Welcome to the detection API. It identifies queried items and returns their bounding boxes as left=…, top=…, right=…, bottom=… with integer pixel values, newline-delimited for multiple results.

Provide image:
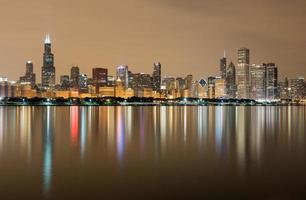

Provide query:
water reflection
left=43, top=106, right=54, bottom=199
left=0, top=106, right=305, bottom=198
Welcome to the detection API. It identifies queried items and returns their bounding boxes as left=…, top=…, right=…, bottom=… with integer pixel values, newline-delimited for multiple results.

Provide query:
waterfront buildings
left=1, top=35, right=305, bottom=101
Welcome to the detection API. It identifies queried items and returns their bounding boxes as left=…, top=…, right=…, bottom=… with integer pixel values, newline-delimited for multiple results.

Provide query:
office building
left=20, top=61, right=36, bottom=88
left=237, top=47, right=250, bottom=99
left=265, top=63, right=278, bottom=100
left=220, top=51, right=227, bottom=79
left=41, top=34, right=55, bottom=88
left=226, top=62, right=236, bottom=98
left=152, top=62, right=161, bottom=92
left=60, top=75, right=70, bottom=90
left=70, top=66, right=80, bottom=88
left=289, top=77, right=305, bottom=100
left=92, top=67, right=108, bottom=93
left=116, top=65, right=129, bottom=88
left=250, top=64, right=266, bottom=100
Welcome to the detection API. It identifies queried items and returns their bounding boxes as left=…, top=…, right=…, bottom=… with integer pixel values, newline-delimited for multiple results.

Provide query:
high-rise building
left=41, top=34, right=55, bottom=88
left=60, top=75, right=70, bottom=90
left=20, top=61, right=36, bottom=88
left=116, top=65, right=129, bottom=88
left=78, top=74, right=88, bottom=93
left=279, top=78, right=289, bottom=99
left=250, top=64, right=266, bottom=100
left=226, top=62, right=236, bottom=98
left=237, top=47, right=250, bottom=99
left=265, top=63, right=278, bottom=100
left=70, top=66, right=80, bottom=88
left=207, top=76, right=216, bottom=99
left=215, top=77, right=226, bottom=98
left=152, top=62, right=161, bottom=92
left=220, top=51, right=227, bottom=79
left=289, top=77, right=305, bottom=100
left=130, top=73, right=152, bottom=90
left=92, top=68, right=108, bottom=93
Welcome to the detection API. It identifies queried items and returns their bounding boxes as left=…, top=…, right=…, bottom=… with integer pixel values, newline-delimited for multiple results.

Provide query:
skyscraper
left=265, top=63, right=278, bottom=100
left=41, top=34, right=55, bottom=88
left=60, top=75, right=70, bottom=90
left=152, top=62, right=161, bottom=92
left=236, top=47, right=250, bottom=99
left=250, top=64, right=266, bottom=100
left=289, top=77, right=305, bottom=100
left=70, top=66, right=80, bottom=89
left=92, top=68, right=108, bottom=93
left=219, top=51, right=227, bottom=79
left=78, top=74, right=88, bottom=93
left=279, top=78, right=289, bottom=99
left=226, top=62, right=236, bottom=98
left=20, top=61, right=36, bottom=88
left=116, top=65, right=129, bottom=89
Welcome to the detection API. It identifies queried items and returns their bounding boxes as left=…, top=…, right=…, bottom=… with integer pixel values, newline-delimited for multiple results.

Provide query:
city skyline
left=0, top=0, right=306, bottom=81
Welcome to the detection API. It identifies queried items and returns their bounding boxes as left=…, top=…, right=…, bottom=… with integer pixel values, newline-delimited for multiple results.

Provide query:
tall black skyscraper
left=219, top=51, right=227, bottom=79
left=153, top=62, right=161, bottom=92
left=70, top=66, right=80, bottom=89
left=226, top=62, right=236, bottom=98
left=265, top=63, right=278, bottom=100
left=41, top=34, right=55, bottom=88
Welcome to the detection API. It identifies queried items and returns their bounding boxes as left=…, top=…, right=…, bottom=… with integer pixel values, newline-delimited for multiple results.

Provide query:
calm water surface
left=0, top=106, right=305, bottom=199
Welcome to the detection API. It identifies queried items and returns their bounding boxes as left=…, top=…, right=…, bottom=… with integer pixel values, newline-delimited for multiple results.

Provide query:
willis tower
left=41, top=34, right=55, bottom=88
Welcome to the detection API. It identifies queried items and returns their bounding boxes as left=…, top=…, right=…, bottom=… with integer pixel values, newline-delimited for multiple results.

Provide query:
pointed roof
left=45, top=33, right=51, bottom=44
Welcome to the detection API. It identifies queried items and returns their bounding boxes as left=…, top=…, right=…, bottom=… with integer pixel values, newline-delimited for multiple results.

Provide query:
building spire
left=45, top=33, right=51, bottom=44
left=223, top=50, right=226, bottom=58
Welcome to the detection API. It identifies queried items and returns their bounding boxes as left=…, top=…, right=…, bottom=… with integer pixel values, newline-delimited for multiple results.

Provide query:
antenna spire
left=45, top=33, right=51, bottom=44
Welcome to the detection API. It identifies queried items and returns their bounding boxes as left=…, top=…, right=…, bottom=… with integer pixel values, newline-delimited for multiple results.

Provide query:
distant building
left=78, top=74, right=88, bottom=93
left=115, top=78, right=125, bottom=98
left=92, top=67, right=108, bottom=93
left=226, top=62, right=236, bottom=98
left=265, top=63, right=278, bottom=100
left=41, top=34, right=55, bottom=88
left=207, top=76, right=216, bottom=99
left=70, top=66, right=80, bottom=89
left=250, top=64, right=266, bottom=100
left=220, top=51, right=227, bottom=79
left=0, top=77, right=13, bottom=97
left=60, top=75, right=70, bottom=90
left=20, top=61, right=36, bottom=88
left=152, top=62, right=161, bottom=92
left=237, top=47, right=250, bottom=99
left=214, top=77, right=226, bottom=98
left=279, top=78, right=289, bottom=99
left=116, top=65, right=129, bottom=89
left=289, top=77, right=305, bottom=100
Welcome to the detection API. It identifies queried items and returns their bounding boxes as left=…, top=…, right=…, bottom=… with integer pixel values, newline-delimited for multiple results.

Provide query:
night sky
left=0, top=0, right=305, bottom=82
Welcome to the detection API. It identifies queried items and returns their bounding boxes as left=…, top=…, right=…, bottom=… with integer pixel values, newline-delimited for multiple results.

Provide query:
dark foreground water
left=0, top=106, right=305, bottom=199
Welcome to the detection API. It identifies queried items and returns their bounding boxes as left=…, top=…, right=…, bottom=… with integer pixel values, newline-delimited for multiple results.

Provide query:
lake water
left=0, top=106, right=305, bottom=199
